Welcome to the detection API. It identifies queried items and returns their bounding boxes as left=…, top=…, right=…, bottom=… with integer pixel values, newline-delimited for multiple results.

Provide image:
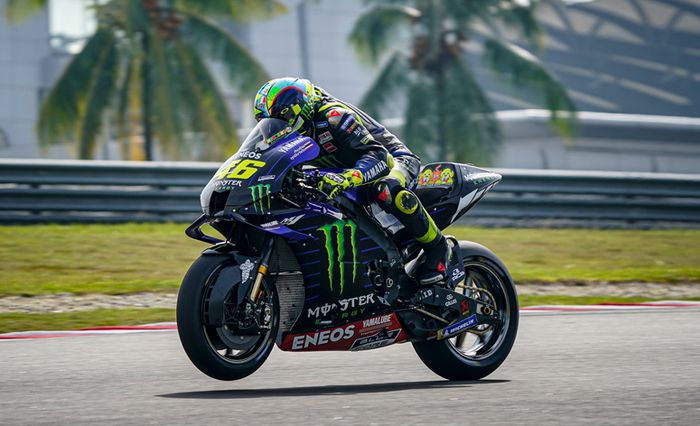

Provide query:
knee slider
left=394, top=189, right=419, bottom=215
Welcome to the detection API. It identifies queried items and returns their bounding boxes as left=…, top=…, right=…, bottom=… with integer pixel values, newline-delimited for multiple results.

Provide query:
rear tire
left=177, top=255, right=278, bottom=381
left=412, top=249, right=518, bottom=381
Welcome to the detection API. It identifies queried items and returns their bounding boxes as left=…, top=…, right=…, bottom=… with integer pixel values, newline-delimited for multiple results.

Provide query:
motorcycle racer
left=253, top=77, right=450, bottom=285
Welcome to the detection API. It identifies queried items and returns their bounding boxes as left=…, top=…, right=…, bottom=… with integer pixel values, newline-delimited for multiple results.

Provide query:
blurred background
left=1, top=0, right=699, bottom=171
left=0, top=0, right=699, bottom=333
left=2, top=4, right=699, bottom=423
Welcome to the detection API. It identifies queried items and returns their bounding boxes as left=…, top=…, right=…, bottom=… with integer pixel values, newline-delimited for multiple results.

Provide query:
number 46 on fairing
left=214, top=159, right=266, bottom=180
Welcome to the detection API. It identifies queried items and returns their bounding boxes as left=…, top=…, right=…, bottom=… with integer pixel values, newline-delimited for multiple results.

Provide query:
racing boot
left=416, top=235, right=451, bottom=285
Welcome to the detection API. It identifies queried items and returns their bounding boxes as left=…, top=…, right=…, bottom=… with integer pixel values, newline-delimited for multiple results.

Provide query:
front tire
left=177, top=254, right=278, bottom=381
left=412, top=247, right=518, bottom=380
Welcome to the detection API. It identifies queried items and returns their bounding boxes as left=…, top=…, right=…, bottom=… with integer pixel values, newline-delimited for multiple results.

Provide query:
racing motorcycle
left=177, top=118, right=518, bottom=381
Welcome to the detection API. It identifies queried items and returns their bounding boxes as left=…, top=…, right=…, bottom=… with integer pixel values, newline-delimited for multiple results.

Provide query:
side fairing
left=201, top=134, right=319, bottom=216
left=280, top=209, right=389, bottom=332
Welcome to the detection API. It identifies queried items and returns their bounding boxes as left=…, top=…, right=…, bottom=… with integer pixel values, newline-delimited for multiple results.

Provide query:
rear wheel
left=177, top=255, right=278, bottom=381
left=412, top=251, right=518, bottom=380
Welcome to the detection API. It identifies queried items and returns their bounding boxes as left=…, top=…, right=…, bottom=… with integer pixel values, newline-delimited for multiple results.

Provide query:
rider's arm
left=324, top=107, right=391, bottom=184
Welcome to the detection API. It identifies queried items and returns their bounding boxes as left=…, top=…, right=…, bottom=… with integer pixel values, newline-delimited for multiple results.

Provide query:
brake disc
left=216, top=327, right=259, bottom=351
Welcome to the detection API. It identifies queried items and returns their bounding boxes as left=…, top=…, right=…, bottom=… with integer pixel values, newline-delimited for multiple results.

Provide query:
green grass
left=448, top=227, right=700, bottom=284
left=0, top=224, right=699, bottom=297
left=0, top=308, right=175, bottom=334
left=0, top=223, right=202, bottom=296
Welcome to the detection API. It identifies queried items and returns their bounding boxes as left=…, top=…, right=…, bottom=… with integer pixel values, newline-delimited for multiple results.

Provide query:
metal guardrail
left=1, top=159, right=699, bottom=227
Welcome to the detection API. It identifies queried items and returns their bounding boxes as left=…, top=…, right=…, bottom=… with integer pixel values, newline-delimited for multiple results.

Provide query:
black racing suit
left=308, top=87, right=444, bottom=255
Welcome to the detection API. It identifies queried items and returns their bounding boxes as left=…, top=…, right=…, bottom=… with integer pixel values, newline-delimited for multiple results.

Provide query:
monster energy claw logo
left=318, top=220, right=357, bottom=294
left=250, top=184, right=271, bottom=213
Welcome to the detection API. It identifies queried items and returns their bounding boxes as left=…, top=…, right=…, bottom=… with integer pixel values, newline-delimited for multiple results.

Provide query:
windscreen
left=200, top=118, right=320, bottom=215
left=238, top=118, right=296, bottom=153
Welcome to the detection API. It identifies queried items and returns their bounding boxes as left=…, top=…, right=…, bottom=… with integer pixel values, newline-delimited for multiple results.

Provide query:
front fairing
left=201, top=119, right=320, bottom=216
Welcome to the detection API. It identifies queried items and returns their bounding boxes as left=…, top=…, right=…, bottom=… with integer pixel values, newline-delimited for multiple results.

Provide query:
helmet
left=254, top=77, right=315, bottom=136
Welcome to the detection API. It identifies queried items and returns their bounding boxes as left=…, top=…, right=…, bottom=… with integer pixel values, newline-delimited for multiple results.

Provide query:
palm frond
left=492, top=2, right=544, bottom=50
left=359, top=52, right=410, bottom=118
left=348, top=4, right=418, bottom=65
left=443, top=57, right=501, bottom=164
left=77, top=35, right=119, bottom=159
left=442, top=0, right=511, bottom=30
left=173, top=40, right=238, bottom=159
left=180, top=12, right=268, bottom=94
left=363, top=0, right=409, bottom=4
left=121, top=0, right=150, bottom=36
left=115, top=56, right=135, bottom=158
left=174, top=0, right=286, bottom=21
left=4, top=0, right=46, bottom=23
left=441, top=0, right=542, bottom=49
left=38, top=29, right=116, bottom=146
left=403, top=76, right=438, bottom=161
left=148, top=32, right=185, bottom=159
left=483, top=38, right=576, bottom=137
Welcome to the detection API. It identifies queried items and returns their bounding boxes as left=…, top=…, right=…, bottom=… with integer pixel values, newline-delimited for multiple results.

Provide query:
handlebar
left=292, top=168, right=348, bottom=202
left=291, top=168, right=327, bottom=200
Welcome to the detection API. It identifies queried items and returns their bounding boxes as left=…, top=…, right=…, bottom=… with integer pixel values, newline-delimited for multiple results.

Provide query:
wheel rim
left=447, top=261, right=511, bottom=362
left=201, top=267, right=276, bottom=365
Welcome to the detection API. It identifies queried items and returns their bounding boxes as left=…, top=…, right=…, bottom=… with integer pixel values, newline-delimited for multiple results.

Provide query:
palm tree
left=5, top=0, right=285, bottom=160
left=349, top=0, right=576, bottom=164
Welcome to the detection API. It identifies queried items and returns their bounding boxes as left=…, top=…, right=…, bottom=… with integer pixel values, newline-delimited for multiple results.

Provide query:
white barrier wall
left=0, top=0, right=53, bottom=159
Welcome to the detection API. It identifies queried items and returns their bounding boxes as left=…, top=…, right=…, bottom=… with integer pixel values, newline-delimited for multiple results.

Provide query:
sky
left=49, top=0, right=96, bottom=53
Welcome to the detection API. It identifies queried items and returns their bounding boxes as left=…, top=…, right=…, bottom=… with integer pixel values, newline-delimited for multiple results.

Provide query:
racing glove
left=317, top=169, right=363, bottom=199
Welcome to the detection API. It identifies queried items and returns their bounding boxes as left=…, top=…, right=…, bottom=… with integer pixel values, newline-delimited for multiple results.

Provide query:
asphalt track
left=1, top=308, right=699, bottom=425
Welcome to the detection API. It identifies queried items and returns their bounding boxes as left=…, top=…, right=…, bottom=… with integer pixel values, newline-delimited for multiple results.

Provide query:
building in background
left=1, top=0, right=699, bottom=172
left=0, top=0, right=96, bottom=159
left=0, top=0, right=54, bottom=159
left=482, top=0, right=700, bottom=172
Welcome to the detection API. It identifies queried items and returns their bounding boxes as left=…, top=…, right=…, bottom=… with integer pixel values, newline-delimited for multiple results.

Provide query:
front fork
left=230, top=235, right=275, bottom=334
left=247, top=236, right=275, bottom=303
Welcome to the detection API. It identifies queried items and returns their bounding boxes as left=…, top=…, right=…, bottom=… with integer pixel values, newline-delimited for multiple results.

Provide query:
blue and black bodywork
left=187, top=118, right=503, bottom=344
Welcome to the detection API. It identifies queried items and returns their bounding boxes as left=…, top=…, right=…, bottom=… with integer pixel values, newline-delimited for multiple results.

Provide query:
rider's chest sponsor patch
left=318, top=131, right=333, bottom=143
left=321, top=142, right=337, bottom=153
left=318, top=131, right=338, bottom=153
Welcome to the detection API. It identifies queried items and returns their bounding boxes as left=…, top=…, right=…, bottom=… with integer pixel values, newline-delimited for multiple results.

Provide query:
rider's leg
left=372, top=168, right=450, bottom=285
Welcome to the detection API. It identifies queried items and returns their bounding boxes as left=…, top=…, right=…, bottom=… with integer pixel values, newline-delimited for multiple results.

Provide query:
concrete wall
left=0, top=0, right=55, bottom=158
left=494, top=113, right=700, bottom=173
left=237, top=0, right=379, bottom=126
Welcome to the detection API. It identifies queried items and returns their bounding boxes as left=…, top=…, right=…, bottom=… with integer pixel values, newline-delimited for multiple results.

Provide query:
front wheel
left=412, top=246, right=518, bottom=380
left=177, top=255, right=278, bottom=381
